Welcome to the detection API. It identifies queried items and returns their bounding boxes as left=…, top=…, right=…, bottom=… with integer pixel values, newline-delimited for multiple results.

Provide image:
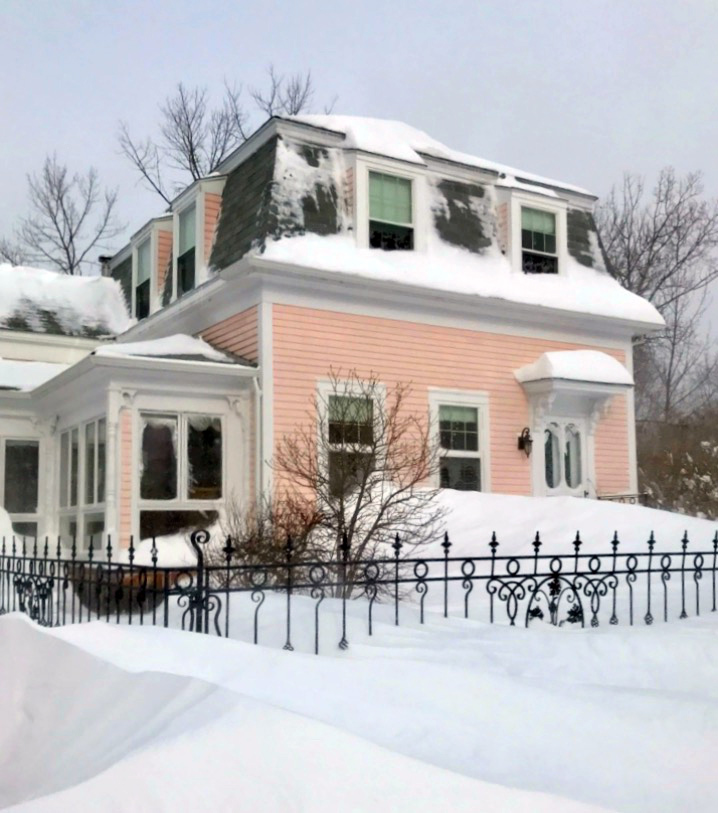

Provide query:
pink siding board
left=272, top=304, right=631, bottom=496
left=156, top=230, right=172, bottom=301
left=204, top=193, right=222, bottom=263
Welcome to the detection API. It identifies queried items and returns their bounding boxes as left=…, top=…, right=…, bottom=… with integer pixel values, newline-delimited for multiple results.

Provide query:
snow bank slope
left=0, top=617, right=606, bottom=813
left=436, top=490, right=718, bottom=557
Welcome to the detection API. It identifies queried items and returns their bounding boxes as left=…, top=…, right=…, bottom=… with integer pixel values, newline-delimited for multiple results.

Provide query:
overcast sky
left=2, top=0, right=717, bottom=321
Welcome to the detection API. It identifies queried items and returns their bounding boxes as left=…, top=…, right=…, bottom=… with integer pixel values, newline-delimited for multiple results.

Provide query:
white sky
left=1, top=0, right=717, bottom=324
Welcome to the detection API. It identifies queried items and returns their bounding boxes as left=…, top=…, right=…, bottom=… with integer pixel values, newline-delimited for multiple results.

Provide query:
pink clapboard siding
left=156, top=230, right=172, bottom=300
left=201, top=307, right=259, bottom=362
left=204, top=193, right=222, bottom=263
left=271, top=304, right=631, bottom=496
left=119, top=410, right=133, bottom=547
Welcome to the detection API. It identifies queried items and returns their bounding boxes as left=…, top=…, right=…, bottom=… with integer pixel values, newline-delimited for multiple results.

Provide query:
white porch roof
left=514, top=350, right=633, bottom=388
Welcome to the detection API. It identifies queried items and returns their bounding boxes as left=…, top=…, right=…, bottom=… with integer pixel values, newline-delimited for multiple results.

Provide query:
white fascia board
left=0, top=329, right=107, bottom=352
left=245, top=255, right=664, bottom=341
left=520, top=379, right=633, bottom=398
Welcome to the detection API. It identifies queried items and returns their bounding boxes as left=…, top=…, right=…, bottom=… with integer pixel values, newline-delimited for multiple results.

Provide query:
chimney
left=98, top=255, right=113, bottom=277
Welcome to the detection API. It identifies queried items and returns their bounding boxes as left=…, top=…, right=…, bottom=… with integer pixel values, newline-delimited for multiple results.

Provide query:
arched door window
left=544, top=424, right=561, bottom=489
left=564, top=424, right=582, bottom=488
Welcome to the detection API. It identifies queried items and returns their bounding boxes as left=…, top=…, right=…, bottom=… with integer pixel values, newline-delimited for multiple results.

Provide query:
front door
left=542, top=418, right=587, bottom=496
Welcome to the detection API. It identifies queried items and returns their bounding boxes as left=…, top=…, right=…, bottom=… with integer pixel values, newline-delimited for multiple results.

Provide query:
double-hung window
left=177, top=205, right=196, bottom=296
left=135, top=238, right=151, bottom=320
left=521, top=207, right=558, bottom=274
left=369, top=171, right=413, bottom=251
left=326, top=395, right=375, bottom=498
left=2, top=439, right=40, bottom=538
left=438, top=405, right=482, bottom=491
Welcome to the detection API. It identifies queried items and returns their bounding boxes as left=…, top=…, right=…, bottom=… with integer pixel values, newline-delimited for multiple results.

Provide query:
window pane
left=369, top=172, right=412, bottom=225
left=369, top=221, right=413, bottom=251
left=137, top=238, right=151, bottom=284
left=4, top=440, right=39, bottom=513
left=178, top=205, right=196, bottom=254
left=440, top=457, right=481, bottom=491
left=59, top=432, right=69, bottom=508
left=97, top=419, right=106, bottom=504
left=439, top=405, right=478, bottom=452
left=521, top=207, right=555, bottom=235
left=141, top=415, right=178, bottom=500
left=84, top=513, right=105, bottom=549
left=328, top=396, right=374, bottom=445
left=85, top=422, right=96, bottom=505
left=544, top=426, right=561, bottom=489
left=70, top=429, right=79, bottom=507
left=135, top=279, right=150, bottom=320
left=565, top=426, right=582, bottom=488
left=187, top=416, right=222, bottom=500
left=177, top=248, right=195, bottom=296
left=11, top=521, right=37, bottom=539
left=328, top=450, right=373, bottom=498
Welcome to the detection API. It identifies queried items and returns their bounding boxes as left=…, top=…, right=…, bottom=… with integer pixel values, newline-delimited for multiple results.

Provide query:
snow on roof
left=514, top=350, right=634, bottom=386
left=258, top=234, right=664, bottom=328
left=94, top=334, right=240, bottom=364
left=0, top=264, right=131, bottom=338
left=0, top=358, right=69, bottom=391
left=287, top=114, right=592, bottom=196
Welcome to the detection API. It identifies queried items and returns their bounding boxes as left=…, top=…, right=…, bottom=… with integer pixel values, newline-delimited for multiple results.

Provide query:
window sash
left=178, top=205, right=196, bottom=255
left=327, top=396, right=374, bottom=447
left=4, top=440, right=39, bottom=514
left=136, top=238, right=152, bottom=284
left=139, top=412, right=223, bottom=504
left=369, top=172, right=412, bottom=226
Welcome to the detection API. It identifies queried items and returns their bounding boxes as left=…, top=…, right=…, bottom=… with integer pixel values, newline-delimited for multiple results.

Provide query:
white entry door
left=542, top=418, right=587, bottom=496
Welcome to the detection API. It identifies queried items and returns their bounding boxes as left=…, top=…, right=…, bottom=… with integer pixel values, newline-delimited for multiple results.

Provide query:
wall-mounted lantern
left=518, top=427, right=533, bottom=457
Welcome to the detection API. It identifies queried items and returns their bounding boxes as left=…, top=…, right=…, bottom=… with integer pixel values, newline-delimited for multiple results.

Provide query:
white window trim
left=508, top=191, right=568, bottom=276
left=136, top=410, right=225, bottom=511
left=428, top=388, right=491, bottom=492
left=354, top=156, right=428, bottom=252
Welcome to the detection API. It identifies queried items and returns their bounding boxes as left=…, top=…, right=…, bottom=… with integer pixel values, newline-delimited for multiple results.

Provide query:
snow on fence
left=1, top=529, right=717, bottom=654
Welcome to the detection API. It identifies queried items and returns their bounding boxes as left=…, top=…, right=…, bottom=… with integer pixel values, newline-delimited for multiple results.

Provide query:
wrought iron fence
left=1, top=529, right=717, bottom=654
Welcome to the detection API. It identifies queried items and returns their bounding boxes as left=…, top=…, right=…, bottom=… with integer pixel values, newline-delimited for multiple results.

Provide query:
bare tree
left=0, top=238, right=28, bottom=266
left=119, top=67, right=324, bottom=204
left=7, top=155, right=123, bottom=275
left=273, top=370, right=445, bottom=589
left=596, top=168, right=718, bottom=311
left=596, top=168, right=718, bottom=422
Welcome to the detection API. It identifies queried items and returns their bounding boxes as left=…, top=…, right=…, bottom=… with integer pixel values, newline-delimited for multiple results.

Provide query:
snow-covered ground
left=2, top=493, right=717, bottom=812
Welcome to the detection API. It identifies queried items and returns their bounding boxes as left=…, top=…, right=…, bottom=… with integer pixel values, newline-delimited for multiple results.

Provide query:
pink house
left=0, top=116, right=663, bottom=547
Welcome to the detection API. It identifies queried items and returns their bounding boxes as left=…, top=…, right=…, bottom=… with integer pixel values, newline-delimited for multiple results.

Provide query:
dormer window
left=369, top=172, right=413, bottom=251
left=135, top=238, right=151, bottom=320
left=521, top=207, right=558, bottom=274
left=177, top=204, right=196, bottom=296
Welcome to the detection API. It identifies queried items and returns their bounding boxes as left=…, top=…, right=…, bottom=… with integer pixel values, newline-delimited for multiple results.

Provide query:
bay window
left=58, top=419, right=106, bottom=546
left=177, top=204, right=196, bottom=296
left=369, top=171, right=413, bottom=251
left=135, top=238, right=151, bottom=319
left=139, top=411, right=223, bottom=539
left=521, top=207, right=558, bottom=274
